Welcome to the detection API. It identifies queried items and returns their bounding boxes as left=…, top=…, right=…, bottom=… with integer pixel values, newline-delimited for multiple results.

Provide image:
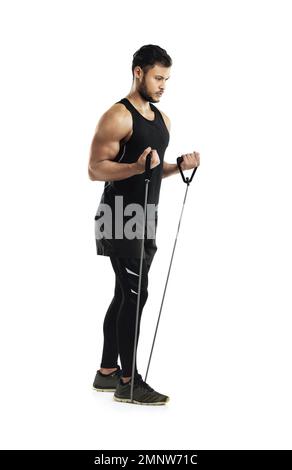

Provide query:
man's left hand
left=180, top=151, right=200, bottom=171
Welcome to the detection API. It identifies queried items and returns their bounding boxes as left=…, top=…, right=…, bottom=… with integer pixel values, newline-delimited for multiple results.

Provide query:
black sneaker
left=92, top=365, right=123, bottom=392
left=114, top=373, right=170, bottom=406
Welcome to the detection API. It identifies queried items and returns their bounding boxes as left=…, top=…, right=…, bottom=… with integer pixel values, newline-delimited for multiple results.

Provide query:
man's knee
left=140, top=284, right=149, bottom=304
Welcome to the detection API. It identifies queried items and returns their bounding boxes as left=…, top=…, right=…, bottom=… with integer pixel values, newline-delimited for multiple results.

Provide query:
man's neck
left=125, top=92, right=151, bottom=113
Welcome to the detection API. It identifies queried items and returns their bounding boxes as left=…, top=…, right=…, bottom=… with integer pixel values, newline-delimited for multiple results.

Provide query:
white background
left=1, top=0, right=291, bottom=450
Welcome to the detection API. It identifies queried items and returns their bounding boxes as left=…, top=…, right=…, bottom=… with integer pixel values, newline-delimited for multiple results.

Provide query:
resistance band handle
left=145, top=151, right=153, bottom=181
left=177, top=156, right=198, bottom=185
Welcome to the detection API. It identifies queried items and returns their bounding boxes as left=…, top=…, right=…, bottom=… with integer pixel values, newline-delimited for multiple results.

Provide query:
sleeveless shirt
left=94, top=97, right=170, bottom=258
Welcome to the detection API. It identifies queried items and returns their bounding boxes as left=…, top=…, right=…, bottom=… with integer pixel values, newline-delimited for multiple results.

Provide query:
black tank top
left=95, top=97, right=170, bottom=258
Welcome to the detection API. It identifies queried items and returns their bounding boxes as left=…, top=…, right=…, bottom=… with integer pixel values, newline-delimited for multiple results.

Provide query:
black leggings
left=100, top=246, right=156, bottom=377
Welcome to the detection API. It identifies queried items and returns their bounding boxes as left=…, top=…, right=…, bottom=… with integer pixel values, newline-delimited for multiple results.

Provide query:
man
left=88, top=44, right=200, bottom=405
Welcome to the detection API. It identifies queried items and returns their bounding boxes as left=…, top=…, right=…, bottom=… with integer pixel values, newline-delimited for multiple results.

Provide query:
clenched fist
left=180, top=151, right=200, bottom=171
left=135, top=146, right=160, bottom=174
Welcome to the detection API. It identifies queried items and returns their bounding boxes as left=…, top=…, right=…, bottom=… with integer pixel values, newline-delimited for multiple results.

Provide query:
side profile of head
left=131, top=44, right=172, bottom=103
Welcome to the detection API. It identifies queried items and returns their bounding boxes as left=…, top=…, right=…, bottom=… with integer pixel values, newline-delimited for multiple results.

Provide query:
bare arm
left=162, top=161, right=180, bottom=178
left=88, top=106, right=142, bottom=181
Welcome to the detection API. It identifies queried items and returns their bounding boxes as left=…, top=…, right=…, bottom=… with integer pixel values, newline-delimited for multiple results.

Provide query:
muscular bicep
left=88, top=108, right=131, bottom=176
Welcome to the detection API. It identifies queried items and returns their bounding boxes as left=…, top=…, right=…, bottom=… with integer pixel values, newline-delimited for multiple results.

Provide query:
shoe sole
left=92, top=386, right=116, bottom=392
left=113, top=395, right=169, bottom=406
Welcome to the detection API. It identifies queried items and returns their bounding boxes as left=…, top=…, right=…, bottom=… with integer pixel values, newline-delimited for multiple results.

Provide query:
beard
left=138, top=78, right=158, bottom=103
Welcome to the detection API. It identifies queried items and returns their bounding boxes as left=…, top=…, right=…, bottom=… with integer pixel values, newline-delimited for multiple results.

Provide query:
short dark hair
left=132, top=44, right=172, bottom=79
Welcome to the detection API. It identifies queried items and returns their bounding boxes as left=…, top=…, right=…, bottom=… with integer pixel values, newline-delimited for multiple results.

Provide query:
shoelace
left=134, top=373, right=154, bottom=392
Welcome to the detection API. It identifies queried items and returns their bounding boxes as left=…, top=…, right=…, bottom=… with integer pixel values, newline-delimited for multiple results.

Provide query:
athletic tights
left=100, top=246, right=156, bottom=377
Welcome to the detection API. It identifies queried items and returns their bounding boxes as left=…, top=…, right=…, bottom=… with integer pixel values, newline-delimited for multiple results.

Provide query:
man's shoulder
left=105, top=100, right=131, bottom=119
left=98, top=101, right=132, bottom=130
left=95, top=100, right=132, bottom=138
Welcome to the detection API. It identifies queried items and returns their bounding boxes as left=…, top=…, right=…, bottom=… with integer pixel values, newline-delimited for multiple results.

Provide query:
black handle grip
left=145, top=151, right=152, bottom=181
left=176, top=156, right=198, bottom=184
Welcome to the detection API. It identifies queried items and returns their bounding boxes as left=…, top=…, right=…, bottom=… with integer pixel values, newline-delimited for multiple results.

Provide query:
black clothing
left=96, top=97, right=169, bottom=378
left=100, top=247, right=156, bottom=377
left=94, top=97, right=170, bottom=258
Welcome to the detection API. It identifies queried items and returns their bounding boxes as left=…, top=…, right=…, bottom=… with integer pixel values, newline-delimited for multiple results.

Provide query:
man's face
left=136, top=64, right=171, bottom=103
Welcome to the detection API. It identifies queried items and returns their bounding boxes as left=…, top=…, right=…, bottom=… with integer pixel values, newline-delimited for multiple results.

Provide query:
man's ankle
left=121, top=376, right=131, bottom=384
left=100, top=367, right=118, bottom=375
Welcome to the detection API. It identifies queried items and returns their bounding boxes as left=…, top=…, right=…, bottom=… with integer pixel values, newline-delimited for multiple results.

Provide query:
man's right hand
left=135, top=147, right=160, bottom=174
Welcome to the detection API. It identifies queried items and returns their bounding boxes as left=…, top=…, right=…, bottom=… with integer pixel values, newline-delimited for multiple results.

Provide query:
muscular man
left=88, top=44, right=200, bottom=405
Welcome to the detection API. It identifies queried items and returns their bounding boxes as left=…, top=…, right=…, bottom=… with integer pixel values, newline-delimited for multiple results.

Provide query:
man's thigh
left=111, top=256, right=149, bottom=295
